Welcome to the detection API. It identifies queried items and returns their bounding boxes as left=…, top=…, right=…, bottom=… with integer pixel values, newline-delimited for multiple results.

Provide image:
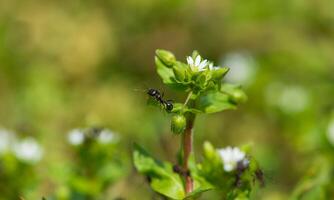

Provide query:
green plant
left=50, top=128, right=129, bottom=200
left=133, top=49, right=263, bottom=199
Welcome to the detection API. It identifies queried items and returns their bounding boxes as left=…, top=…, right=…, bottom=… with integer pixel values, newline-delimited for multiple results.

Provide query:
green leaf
left=171, top=103, right=184, bottom=113
left=155, top=56, right=176, bottom=85
left=197, top=91, right=236, bottom=113
left=133, top=144, right=185, bottom=199
left=171, top=103, right=203, bottom=114
left=183, top=152, right=214, bottom=199
left=196, top=73, right=208, bottom=89
left=227, top=190, right=251, bottom=200
left=185, top=108, right=203, bottom=114
left=150, top=178, right=184, bottom=200
left=185, top=174, right=214, bottom=199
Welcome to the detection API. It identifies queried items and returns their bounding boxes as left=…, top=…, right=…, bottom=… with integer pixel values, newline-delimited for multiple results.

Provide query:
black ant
left=147, top=88, right=173, bottom=112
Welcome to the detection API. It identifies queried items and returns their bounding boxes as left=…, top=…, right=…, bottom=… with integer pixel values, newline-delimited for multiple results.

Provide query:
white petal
left=232, top=148, right=245, bottom=161
left=199, top=60, right=208, bottom=69
left=218, top=146, right=246, bottom=172
left=224, top=163, right=234, bottom=172
left=195, top=55, right=201, bottom=66
left=187, top=56, right=194, bottom=66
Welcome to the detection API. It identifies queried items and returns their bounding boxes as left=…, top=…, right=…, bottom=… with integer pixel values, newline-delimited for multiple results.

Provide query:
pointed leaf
left=197, top=91, right=236, bottom=114
left=133, top=144, right=185, bottom=199
left=155, top=56, right=176, bottom=85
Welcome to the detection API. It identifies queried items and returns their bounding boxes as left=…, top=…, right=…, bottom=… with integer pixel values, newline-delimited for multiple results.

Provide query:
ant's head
left=165, top=100, right=173, bottom=112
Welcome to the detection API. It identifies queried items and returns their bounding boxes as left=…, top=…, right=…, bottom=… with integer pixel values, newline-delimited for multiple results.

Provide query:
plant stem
left=180, top=91, right=196, bottom=194
left=183, top=113, right=195, bottom=194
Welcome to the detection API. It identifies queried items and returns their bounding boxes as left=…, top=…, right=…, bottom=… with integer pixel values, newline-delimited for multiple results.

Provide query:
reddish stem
left=183, top=114, right=195, bottom=194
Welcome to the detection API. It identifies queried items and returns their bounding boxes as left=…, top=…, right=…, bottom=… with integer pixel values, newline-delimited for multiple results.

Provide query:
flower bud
left=211, top=67, right=229, bottom=80
left=203, top=141, right=216, bottom=159
left=171, top=114, right=186, bottom=134
left=221, top=84, right=247, bottom=104
left=155, top=49, right=176, bottom=67
left=230, top=90, right=247, bottom=104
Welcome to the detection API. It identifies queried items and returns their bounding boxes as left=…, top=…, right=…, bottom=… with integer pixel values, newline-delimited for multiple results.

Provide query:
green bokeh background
left=0, top=0, right=333, bottom=199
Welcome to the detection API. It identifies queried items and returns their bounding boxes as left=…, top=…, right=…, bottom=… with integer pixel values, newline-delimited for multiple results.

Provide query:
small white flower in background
left=222, top=52, right=257, bottom=85
left=187, top=55, right=208, bottom=71
left=218, top=146, right=246, bottom=172
left=278, top=86, right=309, bottom=114
left=13, top=137, right=43, bottom=163
left=0, top=128, right=16, bottom=155
left=97, top=129, right=118, bottom=144
left=67, top=129, right=85, bottom=146
left=265, top=83, right=309, bottom=114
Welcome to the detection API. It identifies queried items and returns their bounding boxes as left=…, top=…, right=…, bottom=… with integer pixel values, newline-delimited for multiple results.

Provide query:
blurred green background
left=0, top=0, right=334, bottom=199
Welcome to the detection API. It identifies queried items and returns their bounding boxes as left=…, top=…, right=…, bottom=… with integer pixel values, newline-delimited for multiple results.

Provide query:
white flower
left=265, top=83, right=309, bottom=114
left=0, top=128, right=16, bottom=155
left=13, top=137, right=43, bottom=163
left=278, top=86, right=309, bottom=114
left=97, top=129, right=117, bottom=144
left=218, top=146, right=246, bottom=172
left=67, top=129, right=85, bottom=146
left=222, top=52, right=257, bottom=85
left=187, top=55, right=208, bottom=71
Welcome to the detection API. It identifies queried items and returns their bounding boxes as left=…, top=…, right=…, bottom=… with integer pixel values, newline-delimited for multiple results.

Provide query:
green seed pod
left=155, top=49, right=176, bottom=67
left=171, top=114, right=186, bottom=134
